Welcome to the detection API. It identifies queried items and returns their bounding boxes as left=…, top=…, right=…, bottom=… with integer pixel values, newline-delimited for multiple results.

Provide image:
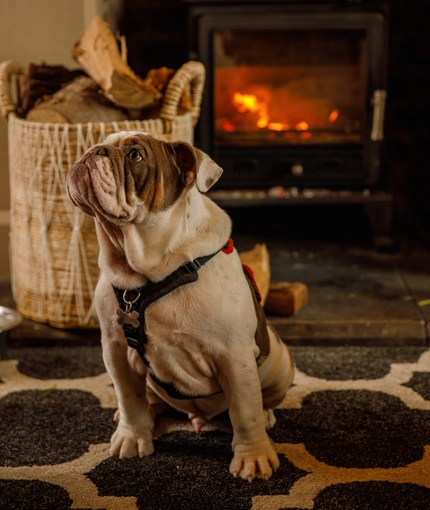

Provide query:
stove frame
left=185, top=1, right=392, bottom=247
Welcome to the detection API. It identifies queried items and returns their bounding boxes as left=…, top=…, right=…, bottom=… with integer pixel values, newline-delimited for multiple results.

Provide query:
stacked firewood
left=18, top=16, right=191, bottom=123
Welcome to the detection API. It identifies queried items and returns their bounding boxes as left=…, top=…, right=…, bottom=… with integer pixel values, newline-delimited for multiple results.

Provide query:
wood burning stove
left=185, top=0, right=393, bottom=247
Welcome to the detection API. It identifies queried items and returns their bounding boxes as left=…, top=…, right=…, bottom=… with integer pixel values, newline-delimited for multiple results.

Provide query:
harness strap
left=112, top=244, right=228, bottom=395
left=111, top=238, right=267, bottom=400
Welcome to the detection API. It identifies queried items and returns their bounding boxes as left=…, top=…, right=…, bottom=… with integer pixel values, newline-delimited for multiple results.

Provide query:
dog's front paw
left=230, top=439, right=280, bottom=482
left=110, top=423, right=154, bottom=459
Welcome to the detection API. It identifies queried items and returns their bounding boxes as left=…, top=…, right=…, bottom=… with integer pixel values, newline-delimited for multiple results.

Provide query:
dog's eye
left=128, top=149, right=142, bottom=162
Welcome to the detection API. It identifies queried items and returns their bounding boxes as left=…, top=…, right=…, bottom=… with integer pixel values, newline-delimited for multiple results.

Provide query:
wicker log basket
left=0, top=60, right=205, bottom=328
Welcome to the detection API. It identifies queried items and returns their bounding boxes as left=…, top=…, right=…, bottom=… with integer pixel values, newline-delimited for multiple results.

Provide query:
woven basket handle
left=0, top=60, right=25, bottom=120
left=159, top=61, right=205, bottom=127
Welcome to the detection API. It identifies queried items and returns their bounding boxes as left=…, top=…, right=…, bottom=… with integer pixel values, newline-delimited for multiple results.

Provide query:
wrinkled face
left=66, top=132, right=222, bottom=222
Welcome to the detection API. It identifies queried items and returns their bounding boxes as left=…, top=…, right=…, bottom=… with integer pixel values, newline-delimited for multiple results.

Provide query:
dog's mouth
left=66, top=161, right=97, bottom=216
left=67, top=155, right=131, bottom=221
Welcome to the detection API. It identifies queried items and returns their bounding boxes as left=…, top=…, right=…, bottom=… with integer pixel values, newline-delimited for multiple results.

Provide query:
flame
left=232, top=92, right=269, bottom=129
left=329, top=109, right=339, bottom=122
left=232, top=93, right=259, bottom=113
left=229, top=91, right=315, bottom=133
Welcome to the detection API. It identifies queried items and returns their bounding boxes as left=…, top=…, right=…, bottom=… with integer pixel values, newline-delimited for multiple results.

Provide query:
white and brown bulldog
left=66, top=131, right=294, bottom=482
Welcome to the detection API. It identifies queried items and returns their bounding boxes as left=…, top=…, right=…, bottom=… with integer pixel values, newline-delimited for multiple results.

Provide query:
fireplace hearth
left=185, top=0, right=393, bottom=248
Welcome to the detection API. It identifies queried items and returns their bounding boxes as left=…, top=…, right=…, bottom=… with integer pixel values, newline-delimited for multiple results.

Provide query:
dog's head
left=66, top=131, right=223, bottom=222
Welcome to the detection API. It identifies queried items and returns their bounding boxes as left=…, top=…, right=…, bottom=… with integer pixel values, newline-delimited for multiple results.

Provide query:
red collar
left=221, top=238, right=262, bottom=303
left=222, top=237, right=234, bottom=254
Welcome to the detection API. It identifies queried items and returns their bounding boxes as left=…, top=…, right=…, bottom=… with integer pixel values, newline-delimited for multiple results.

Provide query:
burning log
left=72, top=15, right=161, bottom=110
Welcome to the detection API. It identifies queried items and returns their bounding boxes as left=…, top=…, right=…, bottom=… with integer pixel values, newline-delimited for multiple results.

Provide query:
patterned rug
left=1, top=345, right=430, bottom=510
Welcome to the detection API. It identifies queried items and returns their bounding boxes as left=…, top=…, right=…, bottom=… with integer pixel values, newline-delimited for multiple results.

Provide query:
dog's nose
left=81, top=145, right=109, bottom=163
left=94, top=146, right=108, bottom=157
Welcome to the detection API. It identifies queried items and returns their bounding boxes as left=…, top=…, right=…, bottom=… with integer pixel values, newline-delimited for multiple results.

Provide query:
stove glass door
left=214, top=29, right=366, bottom=146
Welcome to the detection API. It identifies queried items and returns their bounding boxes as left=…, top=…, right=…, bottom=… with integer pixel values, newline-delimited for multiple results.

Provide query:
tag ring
left=123, top=290, right=141, bottom=312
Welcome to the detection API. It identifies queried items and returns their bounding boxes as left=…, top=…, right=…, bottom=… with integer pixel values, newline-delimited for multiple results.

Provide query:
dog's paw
left=230, top=440, right=280, bottom=482
left=110, top=424, right=154, bottom=459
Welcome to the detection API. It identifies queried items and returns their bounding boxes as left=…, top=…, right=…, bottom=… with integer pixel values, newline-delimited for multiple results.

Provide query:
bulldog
left=66, top=131, right=294, bottom=482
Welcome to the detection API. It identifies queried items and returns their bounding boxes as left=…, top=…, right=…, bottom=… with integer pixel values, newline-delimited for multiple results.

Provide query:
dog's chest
left=138, top=301, right=222, bottom=397
left=115, top=253, right=257, bottom=398
left=145, top=294, right=218, bottom=367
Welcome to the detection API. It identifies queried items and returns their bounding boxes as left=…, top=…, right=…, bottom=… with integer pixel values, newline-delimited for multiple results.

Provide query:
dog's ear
left=171, top=142, right=223, bottom=193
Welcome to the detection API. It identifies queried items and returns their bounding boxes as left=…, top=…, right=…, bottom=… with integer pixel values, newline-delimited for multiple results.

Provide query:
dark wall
left=118, top=0, right=430, bottom=246
left=117, top=0, right=188, bottom=78
left=384, top=0, right=430, bottom=245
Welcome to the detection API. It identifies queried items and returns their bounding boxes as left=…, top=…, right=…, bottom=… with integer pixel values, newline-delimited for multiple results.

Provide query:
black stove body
left=186, top=0, right=389, bottom=191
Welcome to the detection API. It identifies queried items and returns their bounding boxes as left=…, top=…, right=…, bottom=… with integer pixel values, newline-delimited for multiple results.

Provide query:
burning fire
left=232, top=92, right=269, bottom=128
left=230, top=92, right=313, bottom=134
left=232, top=93, right=259, bottom=113
left=219, top=89, right=342, bottom=139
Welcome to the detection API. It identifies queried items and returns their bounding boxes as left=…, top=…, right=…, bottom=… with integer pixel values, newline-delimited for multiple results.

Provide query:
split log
left=264, top=282, right=309, bottom=317
left=72, top=15, right=161, bottom=110
left=18, top=62, right=84, bottom=115
left=26, top=76, right=128, bottom=124
left=239, top=243, right=271, bottom=305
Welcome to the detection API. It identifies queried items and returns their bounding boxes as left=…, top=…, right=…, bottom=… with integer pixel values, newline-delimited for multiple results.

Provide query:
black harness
left=112, top=248, right=223, bottom=400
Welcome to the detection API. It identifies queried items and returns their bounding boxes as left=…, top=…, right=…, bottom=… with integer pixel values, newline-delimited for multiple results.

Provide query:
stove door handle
left=371, top=89, right=387, bottom=142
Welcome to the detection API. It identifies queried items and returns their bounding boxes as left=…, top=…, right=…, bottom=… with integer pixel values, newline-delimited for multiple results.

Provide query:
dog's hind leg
left=263, top=409, right=277, bottom=430
left=146, top=384, right=170, bottom=422
left=260, top=329, right=295, bottom=412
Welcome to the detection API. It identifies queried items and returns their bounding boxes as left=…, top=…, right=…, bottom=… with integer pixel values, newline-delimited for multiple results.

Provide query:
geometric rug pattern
left=1, top=345, right=429, bottom=509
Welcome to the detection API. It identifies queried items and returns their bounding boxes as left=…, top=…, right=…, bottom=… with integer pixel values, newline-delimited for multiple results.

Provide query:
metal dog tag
left=116, top=308, right=140, bottom=328
left=117, top=290, right=141, bottom=328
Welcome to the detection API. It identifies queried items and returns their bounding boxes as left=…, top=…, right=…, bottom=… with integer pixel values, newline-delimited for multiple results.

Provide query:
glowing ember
left=268, top=122, right=283, bottom=131
left=268, top=122, right=289, bottom=131
left=295, top=122, right=309, bottom=131
left=300, top=131, right=313, bottom=139
left=222, top=122, right=235, bottom=132
left=329, top=109, right=339, bottom=122
left=257, top=116, right=269, bottom=128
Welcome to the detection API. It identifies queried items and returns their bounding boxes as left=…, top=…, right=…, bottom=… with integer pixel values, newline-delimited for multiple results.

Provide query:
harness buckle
left=183, top=259, right=201, bottom=274
left=126, top=336, right=139, bottom=350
